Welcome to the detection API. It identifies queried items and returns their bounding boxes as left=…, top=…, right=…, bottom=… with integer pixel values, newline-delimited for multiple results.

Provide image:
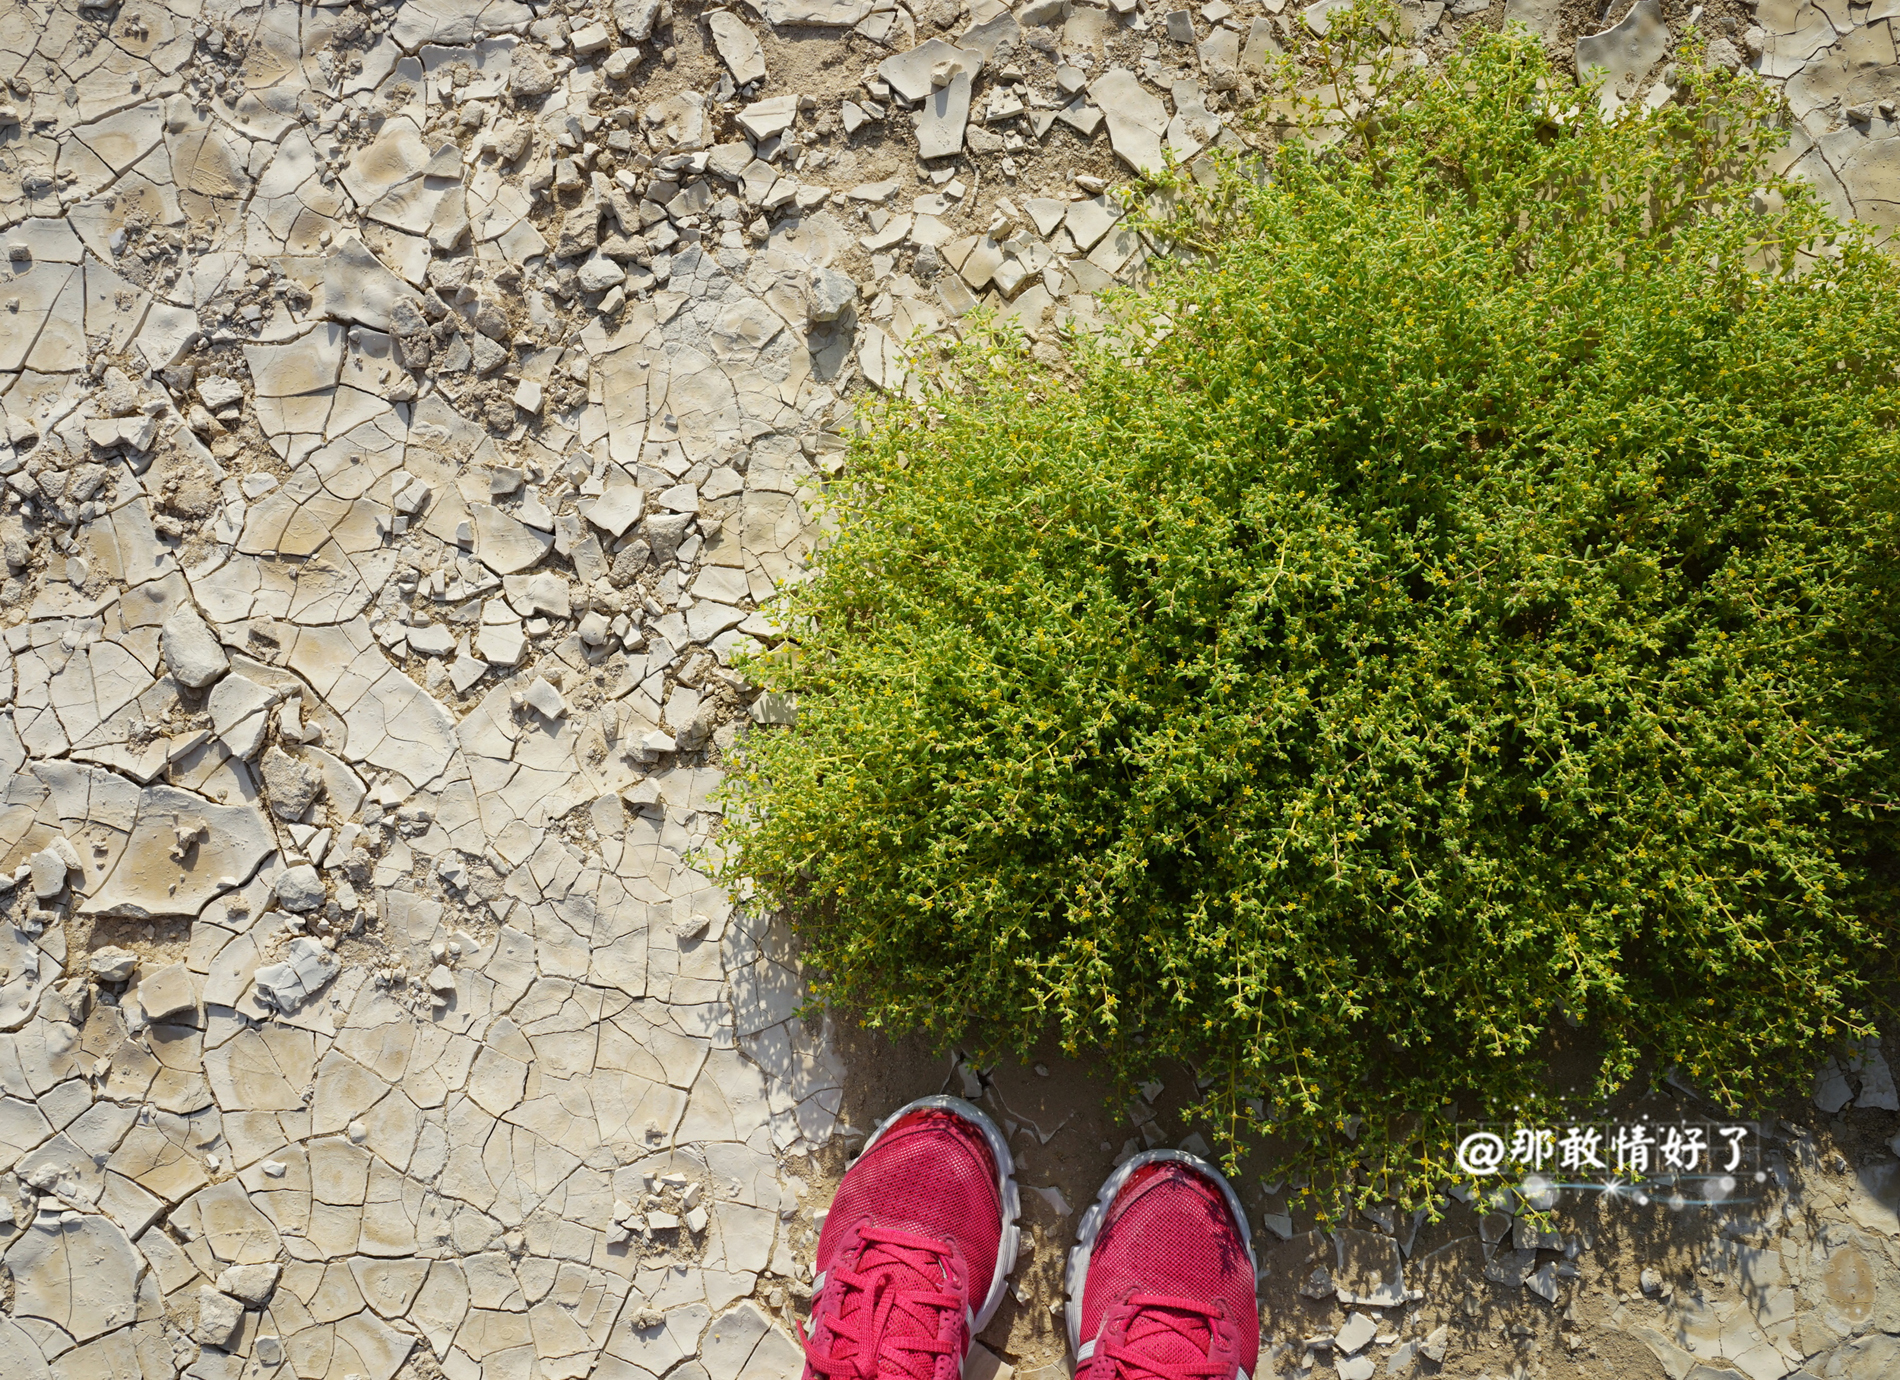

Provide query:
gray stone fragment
left=917, top=75, right=976, bottom=160
left=1501, top=0, right=1562, bottom=41
left=1056, top=97, right=1104, bottom=137
left=1575, top=0, right=1668, bottom=113
left=1242, top=17, right=1281, bottom=72
left=1857, top=1039, right=1900, bottom=1111
left=761, top=0, right=874, bottom=23
left=1482, top=1248, right=1537, bottom=1289
left=274, top=865, right=326, bottom=913
left=557, top=203, right=601, bottom=258
left=408, top=624, right=456, bottom=661
left=252, top=936, right=339, bottom=1011
left=1527, top=1261, right=1558, bottom=1302
left=1065, top=195, right=1122, bottom=250
left=1299, top=1264, right=1336, bottom=1299
left=1200, top=28, right=1240, bottom=87
left=261, top=747, right=323, bottom=822
left=880, top=38, right=983, bottom=103
left=473, top=503, right=555, bottom=575
left=30, top=848, right=67, bottom=899
left=708, top=10, right=768, bottom=84
left=582, top=483, right=645, bottom=537
left=709, top=142, right=756, bottom=180
left=1333, top=1228, right=1405, bottom=1306
left=1303, top=0, right=1355, bottom=34
left=136, top=962, right=197, bottom=1021
left=1090, top=68, right=1168, bottom=175
left=1702, top=35, right=1742, bottom=72
left=642, top=512, right=694, bottom=563
left=651, top=91, right=713, bottom=149
left=1511, top=1216, right=1561, bottom=1251
left=211, top=675, right=270, bottom=757
left=511, top=49, right=558, bottom=98
left=614, top=0, right=665, bottom=40
left=960, top=11, right=1021, bottom=62
left=388, top=297, right=429, bottom=337
left=1335, top=1312, right=1375, bottom=1355
left=525, top=677, right=569, bottom=719
left=737, top=95, right=798, bottom=141
left=1024, top=197, right=1067, bottom=236
left=675, top=705, right=716, bottom=751
left=1814, top=1056, right=1853, bottom=1113
left=471, top=333, right=509, bottom=376
left=216, top=1263, right=281, bottom=1307
left=579, top=254, right=627, bottom=291
left=161, top=606, right=230, bottom=688
left=1167, top=80, right=1220, bottom=160
left=198, top=376, right=245, bottom=411
left=197, top=1286, right=243, bottom=1347
left=88, top=947, right=138, bottom=983
left=808, top=267, right=857, bottom=321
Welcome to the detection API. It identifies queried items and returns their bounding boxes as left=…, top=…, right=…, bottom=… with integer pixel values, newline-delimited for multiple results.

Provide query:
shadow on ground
left=793, top=1012, right=1900, bottom=1380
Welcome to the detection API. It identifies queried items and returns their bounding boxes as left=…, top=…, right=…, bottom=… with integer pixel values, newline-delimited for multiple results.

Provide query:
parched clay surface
left=0, top=0, right=1897, bottom=1378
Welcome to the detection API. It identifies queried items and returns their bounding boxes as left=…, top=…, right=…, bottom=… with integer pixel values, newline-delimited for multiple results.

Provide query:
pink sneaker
left=803, top=1096, right=1020, bottom=1380
left=1066, top=1151, right=1259, bottom=1380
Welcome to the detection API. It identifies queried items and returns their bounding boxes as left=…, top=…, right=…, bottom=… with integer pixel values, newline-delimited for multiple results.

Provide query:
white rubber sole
left=850, top=1093, right=1023, bottom=1334
left=1064, top=1148, right=1257, bottom=1363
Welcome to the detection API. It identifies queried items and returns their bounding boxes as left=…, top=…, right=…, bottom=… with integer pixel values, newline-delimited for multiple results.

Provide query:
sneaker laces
left=804, top=1226, right=964, bottom=1380
left=1090, top=1295, right=1231, bottom=1380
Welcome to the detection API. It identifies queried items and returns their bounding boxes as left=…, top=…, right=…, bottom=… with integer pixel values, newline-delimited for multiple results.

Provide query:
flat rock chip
left=136, top=962, right=198, bottom=1021
left=709, top=10, right=769, bottom=84
left=261, top=746, right=324, bottom=821
left=1575, top=0, right=1668, bottom=110
left=161, top=606, right=229, bottom=688
left=761, top=0, right=875, bottom=22
left=254, top=936, right=340, bottom=1010
left=1333, top=1229, right=1405, bottom=1307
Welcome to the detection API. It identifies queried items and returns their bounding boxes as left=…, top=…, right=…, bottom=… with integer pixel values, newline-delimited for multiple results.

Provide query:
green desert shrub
left=720, top=10, right=1900, bottom=1210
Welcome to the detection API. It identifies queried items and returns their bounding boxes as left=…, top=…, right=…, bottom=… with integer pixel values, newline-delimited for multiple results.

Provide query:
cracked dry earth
left=0, top=0, right=1898, bottom=1379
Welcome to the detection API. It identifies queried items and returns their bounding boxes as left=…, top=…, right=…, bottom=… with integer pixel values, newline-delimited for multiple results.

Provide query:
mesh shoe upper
left=804, top=1107, right=1007, bottom=1380
left=1074, top=1161, right=1259, bottom=1380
